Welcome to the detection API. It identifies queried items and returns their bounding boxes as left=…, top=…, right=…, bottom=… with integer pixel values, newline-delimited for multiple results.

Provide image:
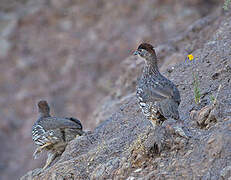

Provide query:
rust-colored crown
left=38, top=100, right=50, bottom=115
left=138, top=43, right=156, bottom=56
left=38, top=99, right=49, bottom=109
left=38, top=100, right=49, bottom=108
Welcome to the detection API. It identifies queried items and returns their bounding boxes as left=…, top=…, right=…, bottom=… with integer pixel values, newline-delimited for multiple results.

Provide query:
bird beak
left=133, top=50, right=140, bottom=56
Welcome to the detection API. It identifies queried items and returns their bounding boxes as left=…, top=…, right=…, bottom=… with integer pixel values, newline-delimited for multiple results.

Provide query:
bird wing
left=38, top=117, right=82, bottom=131
left=137, top=73, right=180, bottom=104
left=149, top=84, right=174, bottom=100
left=148, top=75, right=180, bottom=104
left=138, top=81, right=173, bottom=103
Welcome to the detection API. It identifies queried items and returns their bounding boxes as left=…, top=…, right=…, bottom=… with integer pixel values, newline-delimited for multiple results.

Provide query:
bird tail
left=65, top=117, right=83, bottom=130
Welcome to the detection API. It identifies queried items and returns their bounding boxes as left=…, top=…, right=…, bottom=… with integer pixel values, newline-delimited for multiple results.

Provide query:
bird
left=134, top=43, right=181, bottom=127
left=32, top=100, right=83, bottom=170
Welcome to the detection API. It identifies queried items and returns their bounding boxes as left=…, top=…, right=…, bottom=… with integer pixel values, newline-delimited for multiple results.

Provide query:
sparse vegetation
left=223, top=0, right=231, bottom=11
left=193, top=72, right=201, bottom=104
left=212, top=85, right=222, bottom=106
left=210, top=95, right=215, bottom=104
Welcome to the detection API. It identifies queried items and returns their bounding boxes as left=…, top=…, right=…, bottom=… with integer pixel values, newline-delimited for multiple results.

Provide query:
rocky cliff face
left=0, top=0, right=229, bottom=179
left=21, top=7, right=231, bottom=180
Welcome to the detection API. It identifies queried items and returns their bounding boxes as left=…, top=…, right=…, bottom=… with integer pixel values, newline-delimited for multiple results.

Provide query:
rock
left=220, top=166, right=231, bottom=179
left=190, top=103, right=220, bottom=128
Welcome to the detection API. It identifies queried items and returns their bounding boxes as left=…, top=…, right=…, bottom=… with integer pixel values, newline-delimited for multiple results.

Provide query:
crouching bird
left=134, top=43, right=181, bottom=127
left=32, top=100, right=83, bottom=170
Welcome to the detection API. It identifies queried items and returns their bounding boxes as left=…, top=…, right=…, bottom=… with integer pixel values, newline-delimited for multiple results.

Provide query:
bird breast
left=32, top=124, right=63, bottom=146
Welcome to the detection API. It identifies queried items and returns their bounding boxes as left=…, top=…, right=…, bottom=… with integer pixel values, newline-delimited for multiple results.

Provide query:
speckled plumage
left=135, top=43, right=181, bottom=126
left=32, top=100, right=83, bottom=169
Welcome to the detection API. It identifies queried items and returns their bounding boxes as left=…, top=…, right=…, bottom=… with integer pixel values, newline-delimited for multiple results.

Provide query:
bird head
left=133, top=43, right=157, bottom=64
left=38, top=100, right=50, bottom=116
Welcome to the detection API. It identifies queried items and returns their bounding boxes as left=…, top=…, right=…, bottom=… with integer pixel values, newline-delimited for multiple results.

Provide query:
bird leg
left=149, top=114, right=160, bottom=128
left=150, top=119, right=157, bottom=128
left=149, top=110, right=165, bottom=127
left=43, top=151, right=57, bottom=170
left=33, top=142, right=52, bottom=159
left=75, top=134, right=80, bottom=139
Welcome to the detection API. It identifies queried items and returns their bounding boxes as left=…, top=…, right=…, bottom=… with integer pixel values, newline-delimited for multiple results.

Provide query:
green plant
left=193, top=72, right=201, bottom=104
left=223, top=0, right=231, bottom=11
left=210, top=95, right=215, bottom=104
left=211, top=84, right=222, bottom=106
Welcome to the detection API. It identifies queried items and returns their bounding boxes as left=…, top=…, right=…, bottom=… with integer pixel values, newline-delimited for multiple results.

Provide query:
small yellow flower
left=188, top=54, right=194, bottom=61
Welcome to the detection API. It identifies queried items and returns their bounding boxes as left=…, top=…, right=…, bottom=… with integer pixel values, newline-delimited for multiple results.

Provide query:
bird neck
left=39, top=111, right=50, bottom=118
left=143, top=56, right=159, bottom=76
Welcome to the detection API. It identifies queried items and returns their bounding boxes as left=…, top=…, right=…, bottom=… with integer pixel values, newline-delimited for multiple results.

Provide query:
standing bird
left=134, top=43, right=181, bottom=127
left=32, top=100, right=83, bottom=170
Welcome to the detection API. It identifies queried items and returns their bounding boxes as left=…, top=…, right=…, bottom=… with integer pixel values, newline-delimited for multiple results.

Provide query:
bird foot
left=33, top=142, right=52, bottom=159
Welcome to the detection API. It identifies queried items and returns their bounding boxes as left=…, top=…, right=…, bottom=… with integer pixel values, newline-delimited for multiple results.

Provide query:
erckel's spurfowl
left=134, top=43, right=181, bottom=127
left=32, top=100, right=83, bottom=170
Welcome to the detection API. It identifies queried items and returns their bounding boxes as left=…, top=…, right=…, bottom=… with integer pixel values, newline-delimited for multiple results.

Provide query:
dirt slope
left=21, top=8, right=231, bottom=180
